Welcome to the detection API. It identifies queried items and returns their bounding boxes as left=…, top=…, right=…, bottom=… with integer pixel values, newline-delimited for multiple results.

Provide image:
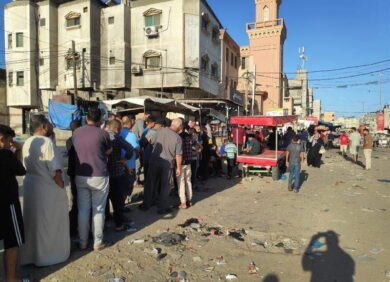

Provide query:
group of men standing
left=339, top=127, right=373, bottom=170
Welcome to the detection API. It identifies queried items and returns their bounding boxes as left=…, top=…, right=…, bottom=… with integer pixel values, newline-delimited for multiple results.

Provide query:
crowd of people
left=0, top=109, right=376, bottom=281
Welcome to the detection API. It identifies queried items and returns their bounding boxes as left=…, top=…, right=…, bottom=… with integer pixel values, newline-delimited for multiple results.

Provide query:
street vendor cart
left=230, top=115, right=298, bottom=180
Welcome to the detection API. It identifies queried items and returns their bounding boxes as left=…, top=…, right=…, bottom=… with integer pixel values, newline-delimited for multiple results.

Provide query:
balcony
left=247, top=19, right=284, bottom=31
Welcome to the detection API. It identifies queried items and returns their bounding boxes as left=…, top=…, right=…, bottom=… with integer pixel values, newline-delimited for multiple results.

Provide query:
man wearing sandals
left=177, top=124, right=193, bottom=209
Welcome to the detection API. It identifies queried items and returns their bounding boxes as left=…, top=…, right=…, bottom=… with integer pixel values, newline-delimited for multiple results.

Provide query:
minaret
left=246, top=0, right=287, bottom=114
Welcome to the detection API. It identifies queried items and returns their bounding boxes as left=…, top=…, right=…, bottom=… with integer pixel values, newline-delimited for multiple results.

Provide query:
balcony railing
left=247, top=19, right=284, bottom=31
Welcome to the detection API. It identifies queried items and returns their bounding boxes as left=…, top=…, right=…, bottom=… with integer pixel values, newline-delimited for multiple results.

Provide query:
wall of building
left=101, top=4, right=131, bottom=89
left=312, top=99, right=321, bottom=119
left=37, top=0, right=58, bottom=90
left=131, top=0, right=187, bottom=92
left=220, top=30, right=240, bottom=100
left=4, top=1, right=38, bottom=107
left=323, top=112, right=335, bottom=123
left=198, top=0, right=221, bottom=97
left=0, top=71, right=9, bottom=125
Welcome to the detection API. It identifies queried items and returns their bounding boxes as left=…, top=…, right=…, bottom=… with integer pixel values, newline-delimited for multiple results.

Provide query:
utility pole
left=72, top=40, right=78, bottom=103
left=379, top=72, right=383, bottom=110
left=251, top=64, right=256, bottom=116
left=244, top=70, right=249, bottom=116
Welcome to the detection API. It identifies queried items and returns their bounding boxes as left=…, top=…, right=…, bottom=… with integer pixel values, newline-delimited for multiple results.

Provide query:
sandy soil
left=1, top=148, right=389, bottom=282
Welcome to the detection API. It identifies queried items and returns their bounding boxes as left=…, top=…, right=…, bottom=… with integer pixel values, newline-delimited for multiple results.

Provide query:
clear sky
left=1, top=0, right=389, bottom=116
left=208, top=0, right=390, bottom=116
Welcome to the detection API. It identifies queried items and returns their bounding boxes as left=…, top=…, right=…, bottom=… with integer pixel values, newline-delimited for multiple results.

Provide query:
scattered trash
left=356, top=255, right=375, bottom=262
left=275, top=242, right=284, bottom=248
left=107, top=278, right=125, bottom=282
left=378, top=179, right=390, bottom=183
left=225, top=274, right=238, bottom=280
left=310, top=240, right=326, bottom=249
left=152, top=232, right=186, bottom=246
left=89, top=267, right=109, bottom=277
left=334, top=181, right=345, bottom=186
left=228, top=229, right=246, bottom=242
left=370, top=247, right=384, bottom=255
left=179, top=218, right=202, bottom=228
left=129, top=238, right=146, bottom=244
left=204, top=266, right=215, bottom=272
left=252, top=239, right=268, bottom=248
left=192, top=256, right=202, bottom=262
left=385, top=270, right=390, bottom=277
left=150, top=248, right=162, bottom=255
left=170, top=271, right=187, bottom=282
left=207, top=227, right=224, bottom=236
left=215, top=256, right=226, bottom=265
left=248, top=261, right=259, bottom=275
left=157, top=253, right=167, bottom=261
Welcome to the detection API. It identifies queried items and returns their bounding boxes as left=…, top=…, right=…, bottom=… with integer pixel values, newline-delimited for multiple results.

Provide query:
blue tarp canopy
left=48, top=99, right=81, bottom=130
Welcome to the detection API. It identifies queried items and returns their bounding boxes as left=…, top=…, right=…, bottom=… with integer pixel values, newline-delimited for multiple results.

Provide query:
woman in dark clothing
left=307, top=136, right=324, bottom=168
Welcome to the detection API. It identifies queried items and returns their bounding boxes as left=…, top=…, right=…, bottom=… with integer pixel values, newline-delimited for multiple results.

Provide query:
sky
left=208, top=0, right=390, bottom=117
left=1, top=0, right=389, bottom=117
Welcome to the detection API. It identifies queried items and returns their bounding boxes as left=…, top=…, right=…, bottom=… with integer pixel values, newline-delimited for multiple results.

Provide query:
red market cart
left=230, top=115, right=298, bottom=180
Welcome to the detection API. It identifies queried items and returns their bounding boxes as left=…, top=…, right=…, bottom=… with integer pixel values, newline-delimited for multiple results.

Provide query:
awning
left=102, top=96, right=199, bottom=116
left=230, top=115, right=298, bottom=127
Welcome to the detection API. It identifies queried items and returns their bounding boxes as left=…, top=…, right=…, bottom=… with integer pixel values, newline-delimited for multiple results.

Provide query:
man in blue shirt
left=120, top=116, right=140, bottom=197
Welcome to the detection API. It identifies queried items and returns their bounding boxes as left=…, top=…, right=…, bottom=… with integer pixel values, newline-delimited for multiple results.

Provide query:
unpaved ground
left=1, top=148, right=389, bottom=282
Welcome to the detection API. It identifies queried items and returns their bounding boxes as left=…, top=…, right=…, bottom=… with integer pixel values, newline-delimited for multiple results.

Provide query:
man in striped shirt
left=224, top=138, right=238, bottom=179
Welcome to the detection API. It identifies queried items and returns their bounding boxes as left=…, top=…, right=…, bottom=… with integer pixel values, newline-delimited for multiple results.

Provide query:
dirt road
left=2, top=148, right=389, bottom=281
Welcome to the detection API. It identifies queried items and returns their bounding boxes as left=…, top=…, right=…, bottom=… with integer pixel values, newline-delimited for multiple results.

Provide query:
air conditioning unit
left=131, top=65, right=143, bottom=75
left=145, top=26, right=159, bottom=37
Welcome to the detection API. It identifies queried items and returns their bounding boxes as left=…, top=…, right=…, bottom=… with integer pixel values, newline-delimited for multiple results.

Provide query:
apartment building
left=219, top=29, right=240, bottom=101
left=0, top=69, right=9, bottom=125
left=286, top=69, right=313, bottom=118
left=130, top=0, right=223, bottom=99
left=4, top=0, right=131, bottom=132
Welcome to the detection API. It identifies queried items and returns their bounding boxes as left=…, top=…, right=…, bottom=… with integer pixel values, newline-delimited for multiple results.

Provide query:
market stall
left=230, top=115, right=298, bottom=180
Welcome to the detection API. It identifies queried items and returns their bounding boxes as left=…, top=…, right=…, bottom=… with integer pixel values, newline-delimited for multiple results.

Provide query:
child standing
left=0, top=124, right=26, bottom=282
left=224, top=138, right=238, bottom=179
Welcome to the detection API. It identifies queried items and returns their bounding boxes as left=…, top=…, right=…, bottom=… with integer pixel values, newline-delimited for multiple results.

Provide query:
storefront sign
left=377, top=112, right=385, bottom=131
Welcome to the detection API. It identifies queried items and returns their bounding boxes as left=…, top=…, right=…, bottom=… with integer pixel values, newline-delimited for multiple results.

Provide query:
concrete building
left=323, top=112, right=335, bottom=123
left=312, top=99, right=321, bottom=120
left=0, top=69, right=9, bottom=125
left=286, top=69, right=313, bottom=118
left=238, top=0, right=287, bottom=114
left=4, top=0, right=131, bottom=133
left=361, top=112, right=377, bottom=133
left=130, top=0, right=223, bottom=99
left=220, top=29, right=240, bottom=101
left=383, top=104, right=390, bottom=130
left=334, top=117, right=360, bottom=129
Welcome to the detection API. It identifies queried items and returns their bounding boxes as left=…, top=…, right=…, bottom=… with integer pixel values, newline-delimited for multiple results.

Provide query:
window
left=225, top=48, right=229, bottom=62
left=225, top=76, right=228, bottom=90
left=212, top=27, right=219, bottom=41
left=66, top=17, right=80, bottom=27
left=40, top=18, right=46, bottom=27
left=16, top=33, right=23, bottom=48
left=201, top=55, right=209, bottom=72
left=230, top=53, right=234, bottom=66
left=8, top=72, right=13, bottom=87
left=201, top=14, right=210, bottom=31
left=211, top=63, right=218, bottom=77
left=16, top=71, right=24, bottom=86
left=145, top=14, right=160, bottom=27
left=108, top=16, right=114, bottom=24
left=263, top=6, right=269, bottom=22
left=83, top=7, right=88, bottom=13
left=145, top=56, right=160, bottom=69
left=39, top=58, right=44, bottom=66
left=234, top=56, right=238, bottom=69
left=233, top=81, right=237, bottom=89
left=241, top=57, right=246, bottom=69
left=109, top=56, right=115, bottom=65
left=8, top=34, right=12, bottom=49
